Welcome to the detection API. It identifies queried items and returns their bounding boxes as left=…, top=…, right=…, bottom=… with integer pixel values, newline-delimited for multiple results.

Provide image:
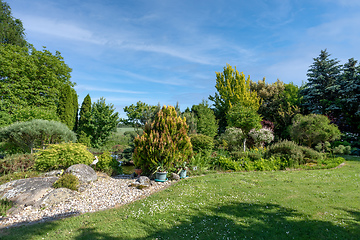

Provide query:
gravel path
left=0, top=174, right=174, bottom=229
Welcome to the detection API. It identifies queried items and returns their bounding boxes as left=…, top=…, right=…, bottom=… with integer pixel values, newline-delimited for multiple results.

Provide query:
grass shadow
left=133, top=202, right=360, bottom=240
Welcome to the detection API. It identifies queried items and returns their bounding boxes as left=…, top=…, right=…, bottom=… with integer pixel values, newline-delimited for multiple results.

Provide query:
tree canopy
left=90, top=97, right=120, bottom=147
left=209, top=64, right=261, bottom=133
left=191, top=100, right=218, bottom=138
left=300, top=49, right=341, bottom=115
left=0, top=0, right=27, bottom=47
left=0, top=44, right=74, bottom=118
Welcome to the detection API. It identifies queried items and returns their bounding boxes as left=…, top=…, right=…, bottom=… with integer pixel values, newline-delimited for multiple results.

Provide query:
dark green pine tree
left=338, top=58, right=360, bottom=132
left=0, top=0, right=27, bottom=47
left=78, top=94, right=92, bottom=137
left=71, top=88, right=79, bottom=132
left=300, top=49, right=341, bottom=115
left=57, top=85, right=77, bottom=130
left=191, top=100, right=218, bottom=138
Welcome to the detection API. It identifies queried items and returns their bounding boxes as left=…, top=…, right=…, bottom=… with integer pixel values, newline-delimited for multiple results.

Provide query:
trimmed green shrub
left=133, top=106, right=193, bottom=173
left=53, top=173, right=79, bottom=191
left=190, top=134, right=214, bottom=153
left=265, top=140, right=304, bottom=166
left=299, top=146, right=324, bottom=161
left=289, top=114, right=341, bottom=147
left=95, top=151, right=122, bottom=176
left=0, top=153, right=34, bottom=175
left=34, top=143, right=93, bottom=171
left=333, top=145, right=352, bottom=155
left=0, top=119, right=76, bottom=154
left=220, top=127, right=244, bottom=152
left=266, top=140, right=324, bottom=167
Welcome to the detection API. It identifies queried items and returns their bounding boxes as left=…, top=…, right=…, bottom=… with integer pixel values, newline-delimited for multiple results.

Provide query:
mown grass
left=0, top=157, right=359, bottom=239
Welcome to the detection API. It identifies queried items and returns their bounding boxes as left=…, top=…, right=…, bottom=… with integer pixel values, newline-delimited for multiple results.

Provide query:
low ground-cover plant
left=34, top=143, right=93, bottom=171
left=0, top=198, right=13, bottom=217
left=53, top=173, right=79, bottom=191
left=0, top=153, right=34, bottom=175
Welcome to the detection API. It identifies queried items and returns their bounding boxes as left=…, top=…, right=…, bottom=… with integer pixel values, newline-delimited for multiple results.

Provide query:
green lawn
left=116, top=127, right=136, bottom=135
left=1, top=157, right=359, bottom=239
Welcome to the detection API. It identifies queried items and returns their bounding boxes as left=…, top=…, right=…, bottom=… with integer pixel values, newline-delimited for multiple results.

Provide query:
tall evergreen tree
left=338, top=58, right=360, bottom=132
left=191, top=100, right=218, bottom=138
left=72, top=88, right=79, bottom=132
left=300, top=49, right=341, bottom=115
left=57, top=85, right=74, bottom=129
left=78, top=94, right=92, bottom=137
left=0, top=0, right=27, bottom=47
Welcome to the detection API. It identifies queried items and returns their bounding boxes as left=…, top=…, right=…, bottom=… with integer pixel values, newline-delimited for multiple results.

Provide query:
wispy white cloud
left=75, top=85, right=145, bottom=94
left=21, top=15, right=106, bottom=45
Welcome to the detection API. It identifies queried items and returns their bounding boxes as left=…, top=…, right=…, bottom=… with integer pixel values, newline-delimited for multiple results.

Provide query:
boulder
left=65, top=164, right=97, bottom=183
left=44, top=169, right=63, bottom=177
left=170, top=173, right=180, bottom=181
left=0, top=177, right=58, bottom=210
left=35, top=188, right=78, bottom=208
left=131, top=176, right=151, bottom=189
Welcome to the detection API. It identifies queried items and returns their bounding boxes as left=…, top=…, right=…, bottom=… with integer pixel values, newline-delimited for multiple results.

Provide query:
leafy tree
left=0, top=119, right=76, bottom=153
left=0, top=44, right=73, bottom=113
left=12, top=106, right=59, bottom=123
left=133, top=106, right=192, bottom=173
left=300, top=49, right=341, bottom=115
left=191, top=100, right=218, bottom=138
left=123, top=101, right=160, bottom=133
left=289, top=114, right=341, bottom=148
left=90, top=97, right=119, bottom=147
left=226, top=104, right=262, bottom=151
left=0, top=0, right=27, bottom=47
left=250, top=79, right=301, bottom=139
left=209, top=64, right=261, bottom=133
left=78, top=94, right=92, bottom=137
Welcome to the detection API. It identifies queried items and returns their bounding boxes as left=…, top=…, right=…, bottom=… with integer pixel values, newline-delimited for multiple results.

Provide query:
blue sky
left=7, top=0, right=360, bottom=117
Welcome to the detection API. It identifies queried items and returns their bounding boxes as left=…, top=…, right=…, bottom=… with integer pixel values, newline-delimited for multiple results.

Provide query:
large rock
left=35, top=188, right=78, bottom=208
left=65, top=164, right=97, bottom=183
left=0, top=177, right=58, bottom=208
left=170, top=173, right=180, bottom=181
left=131, top=176, right=151, bottom=189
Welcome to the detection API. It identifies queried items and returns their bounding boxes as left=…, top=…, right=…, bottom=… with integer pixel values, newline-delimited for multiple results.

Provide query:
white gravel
left=0, top=175, right=174, bottom=229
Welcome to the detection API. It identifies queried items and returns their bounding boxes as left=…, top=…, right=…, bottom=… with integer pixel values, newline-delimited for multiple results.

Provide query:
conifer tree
left=133, top=106, right=193, bottom=174
left=57, top=86, right=77, bottom=130
left=300, top=49, right=341, bottom=115
left=78, top=94, right=92, bottom=137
